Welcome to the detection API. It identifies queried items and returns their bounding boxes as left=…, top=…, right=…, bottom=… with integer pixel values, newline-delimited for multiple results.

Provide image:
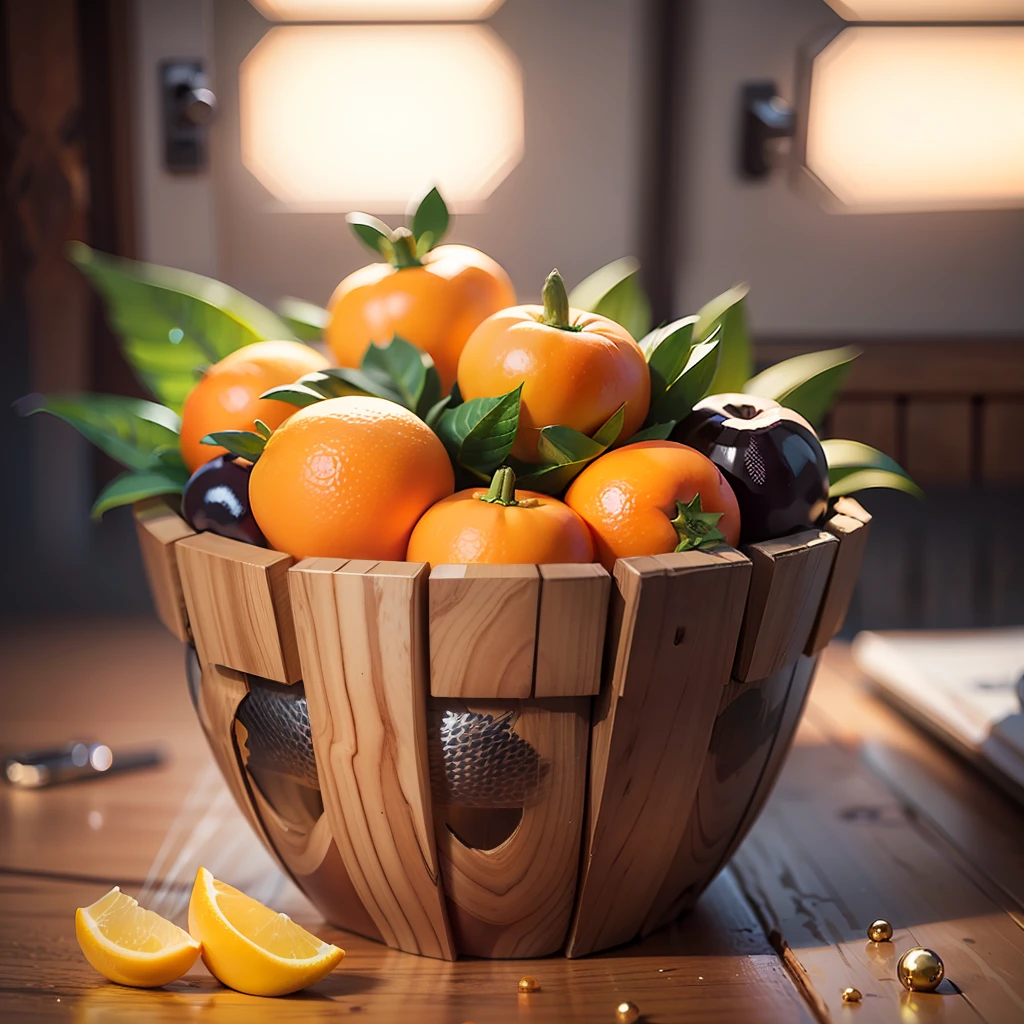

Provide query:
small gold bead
left=867, top=919, right=893, bottom=942
left=841, top=987, right=862, bottom=1003
left=897, top=947, right=944, bottom=993
left=518, top=975, right=541, bottom=994
left=616, top=1001, right=640, bottom=1023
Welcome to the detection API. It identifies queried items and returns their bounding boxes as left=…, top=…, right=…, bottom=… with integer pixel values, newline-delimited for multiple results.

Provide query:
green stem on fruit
left=390, top=227, right=423, bottom=269
left=477, top=466, right=534, bottom=507
left=671, top=493, right=726, bottom=551
left=541, top=269, right=576, bottom=330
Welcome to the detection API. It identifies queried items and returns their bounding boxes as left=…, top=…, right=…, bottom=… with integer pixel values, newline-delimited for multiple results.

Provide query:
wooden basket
left=133, top=497, right=870, bottom=960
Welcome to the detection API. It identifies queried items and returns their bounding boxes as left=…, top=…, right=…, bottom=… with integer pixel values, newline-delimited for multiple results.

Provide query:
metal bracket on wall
left=161, top=59, right=217, bottom=173
left=739, top=81, right=795, bottom=180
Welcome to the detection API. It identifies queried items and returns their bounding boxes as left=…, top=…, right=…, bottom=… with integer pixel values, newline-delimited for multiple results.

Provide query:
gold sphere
left=518, top=975, right=541, bottom=994
left=616, top=1001, right=640, bottom=1023
left=897, top=947, right=944, bottom=992
left=841, top=987, right=863, bottom=1003
left=867, top=919, right=893, bottom=942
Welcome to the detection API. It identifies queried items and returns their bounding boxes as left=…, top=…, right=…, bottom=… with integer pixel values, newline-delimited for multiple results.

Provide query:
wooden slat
left=805, top=503, right=872, bottom=654
left=289, top=558, right=456, bottom=960
left=436, top=697, right=589, bottom=958
left=133, top=499, right=194, bottom=642
left=428, top=564, right=539, bottom=699
left=734, top=530, right=837, bottom=681
left=176, top=532, right=300, bottom=683
left=982, top=398, right=1024, bottom=485
left=905, top=397, right=973, bottom=486
left=829, top=398, right=899, bottom=461
left=641, top=658, right=802, bottom=935
left=534, top=563, right=610, bottom=697
left=731, top=710, right=1024, bottom=1024
left=567, top=548, right=752, bottom=958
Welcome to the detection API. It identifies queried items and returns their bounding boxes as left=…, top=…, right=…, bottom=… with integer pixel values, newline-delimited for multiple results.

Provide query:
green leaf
left=260, top=383, right=331, bottom=408
left=410, top=186, right=449, bottom=252
left=91, top=468, right=185, bottom=520
left=641, top=316, right=699, bottom=404
left=202, top=430, right=267, bottom=462
left=16, top=393, right=182, bottom=473
left=822, top=439, right=922, bottom=500
left=619, top=421, right=675, bottom=446
left=568, top=256, right=652, bottom=341
left=416, top=359, right=443, bottom=420
left=277, top=297, right=330, bottom=342
left=695, top=283, right=752, bottom=394
left=435, top=385, right=522, bottom=480
left=744, top=346, right=860, bottom=428
left=69, top=242, right=295, bottom=412
left=423, top=393, right=451, bottom=429
left=518, top=406, right=625, bottom=495
left=347, top=213, right=393, bottom=257
left=362, top=336, right=427, bottom=411
left=648, top=338, right=721, bottom=425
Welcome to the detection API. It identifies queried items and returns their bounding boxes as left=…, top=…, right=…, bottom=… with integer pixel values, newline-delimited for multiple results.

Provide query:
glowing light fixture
left=240, top=25, right=523, bottom=209
left=740, top=25, right=1024, bottom=212
left=824, top=1, right=1024, bottom=20
left=804, top=26, right=1024, bottom=211
left=249, top=0, right=504, bottom=21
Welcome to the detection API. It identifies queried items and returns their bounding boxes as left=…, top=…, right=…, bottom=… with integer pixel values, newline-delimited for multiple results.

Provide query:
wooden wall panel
left=829, top=399, right=899, bottom=462
left=905, top=398, right=972, bottom=486
left=982, top=399, right=1024, bottom=485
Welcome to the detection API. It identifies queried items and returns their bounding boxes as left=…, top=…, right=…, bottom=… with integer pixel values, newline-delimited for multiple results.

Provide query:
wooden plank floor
left=1, top=618, right=1023, bottom=1022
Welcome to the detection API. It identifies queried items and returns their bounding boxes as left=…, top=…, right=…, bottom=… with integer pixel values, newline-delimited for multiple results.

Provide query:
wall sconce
left=740, top=21, right=1024, bottom=212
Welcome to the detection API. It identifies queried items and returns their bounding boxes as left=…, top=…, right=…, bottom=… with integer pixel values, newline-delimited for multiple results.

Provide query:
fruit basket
left=134, top=492, right=870, bottom=960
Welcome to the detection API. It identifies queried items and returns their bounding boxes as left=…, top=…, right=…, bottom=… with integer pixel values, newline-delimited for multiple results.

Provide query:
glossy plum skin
left=674, top=394, right=829, bottom=545
left=181, top=456, right=266, bottom=546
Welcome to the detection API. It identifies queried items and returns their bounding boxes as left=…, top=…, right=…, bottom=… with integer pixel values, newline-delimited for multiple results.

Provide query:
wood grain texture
left=534, top=564, right=610, bottom=697
left=805, top=505, right=872, bottom=655
left=435, top=697, right=590, bottom=958
left=982, top=398, right=1024, bottom=484
left=428, top=564, right=539, bottom=699
left=289, top=558, right=456, bottom=960
left=905, top=397, right=973, bottom=486
left=176, top=532, right=300, bottom=684
left=0, top=874, right=814, bottom=1024
left=567, top=548, right=752, bottom=958
left=734, top=530, right=837, bottom=682
left=641, top=658, right=804, bottom=935
left=133, top=500, right=195, bottom=642
left=829, top=399, right=899, bottom=462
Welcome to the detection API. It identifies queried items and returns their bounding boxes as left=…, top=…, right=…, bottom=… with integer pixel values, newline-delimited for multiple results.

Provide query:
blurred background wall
left=2, top=0, right=1022, bottom=625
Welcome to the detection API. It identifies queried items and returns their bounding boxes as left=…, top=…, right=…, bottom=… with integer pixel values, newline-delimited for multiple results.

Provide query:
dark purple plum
left=181, top=456, right=266, bottom=546
left=674, top=393, right=829, bottom=545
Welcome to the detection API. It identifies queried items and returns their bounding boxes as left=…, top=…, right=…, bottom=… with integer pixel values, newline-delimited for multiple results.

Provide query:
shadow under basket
left=134, top=496, right=871, bottom=960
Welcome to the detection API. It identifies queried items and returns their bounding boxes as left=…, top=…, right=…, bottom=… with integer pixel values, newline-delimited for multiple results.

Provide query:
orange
left=179, top=340, right=329, bottom=473
left=326, top=243, right=514, bottom=393
left=564, top=440, right=741, bottom=570
left=456, top=270, right=650, bottom=463
left=249, top=395, right=454, bottom=560
left=407, top=467, right=594, bottom=566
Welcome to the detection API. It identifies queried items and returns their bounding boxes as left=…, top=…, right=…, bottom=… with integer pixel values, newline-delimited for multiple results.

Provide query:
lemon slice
left=188, top=866, right=344, bottom=997
left=76, top=887, right=202, bottom=988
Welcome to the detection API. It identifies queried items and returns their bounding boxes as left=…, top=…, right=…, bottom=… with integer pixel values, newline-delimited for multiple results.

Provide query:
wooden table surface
left=2, top=618, right=1023, bottom=1023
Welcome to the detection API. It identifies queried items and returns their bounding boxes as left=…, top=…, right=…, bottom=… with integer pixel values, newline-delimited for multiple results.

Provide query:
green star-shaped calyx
left=670, top=493, right=726, bottom=552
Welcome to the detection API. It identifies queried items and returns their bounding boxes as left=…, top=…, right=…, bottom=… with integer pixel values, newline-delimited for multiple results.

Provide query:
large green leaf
left=362, top=336, right=429, bottom=411
left=745, top=345, right=860, bottom=427
left=91, top=469, right=186, bottom=520
left=641, top=316, right=699, bottom=407
left=568, top=256, right=652, bottom=341
left=517, top=406, right=625, bottom=495
left=202, top=429, right=267, bottom=463
left=69, top=242, right=296, bottom=412
left=695, top=283, right=751, bottom=394
left=648, top=337, right=721, bottom=426
left=277, top=297, right=330, bottom=342
left=347, top=213, right=393, bottom=257
left=435, top=385, right=522, bottom=480
left=822, top=439, right=923, bottom=499
left=16, top=393, right=182, bottom=473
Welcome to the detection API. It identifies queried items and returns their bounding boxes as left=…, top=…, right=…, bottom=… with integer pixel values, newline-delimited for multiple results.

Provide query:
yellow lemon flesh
left=75, top=887, right=201, bottom=988
left=188, top=866, right=344, bottom=997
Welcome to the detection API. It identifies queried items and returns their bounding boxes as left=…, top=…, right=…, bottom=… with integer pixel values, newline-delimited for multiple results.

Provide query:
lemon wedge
left=75, top=887, right=202, bottom=987
left=188, top=866, right=344, bottom=997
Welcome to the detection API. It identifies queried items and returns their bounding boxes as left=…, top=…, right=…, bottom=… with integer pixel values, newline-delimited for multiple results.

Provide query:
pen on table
left=3, top=742, right=165, bottom=788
